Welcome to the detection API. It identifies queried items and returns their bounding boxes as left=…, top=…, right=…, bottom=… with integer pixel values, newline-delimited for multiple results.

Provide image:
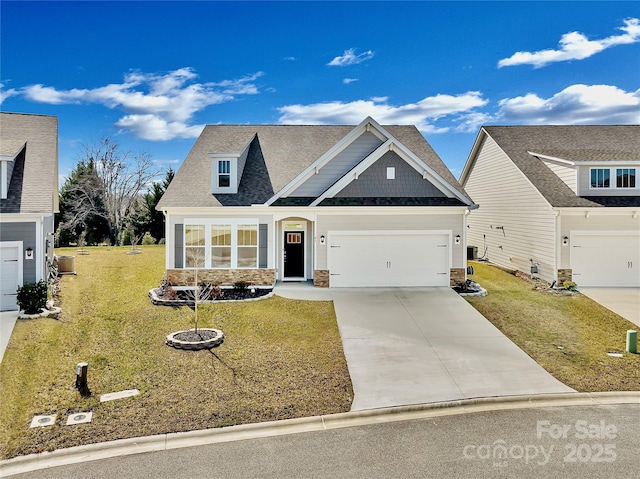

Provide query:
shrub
left=563, top=281, right=578, bottom=292
left=16, top=280, right=48, bottom=314
left=141, top=233, right=156, bottom=245
left=233, top=280, right=249, bottom=291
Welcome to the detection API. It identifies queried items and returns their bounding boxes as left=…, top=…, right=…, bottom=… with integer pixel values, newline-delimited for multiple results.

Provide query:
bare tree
left=61, top=138, right=161, bottom=244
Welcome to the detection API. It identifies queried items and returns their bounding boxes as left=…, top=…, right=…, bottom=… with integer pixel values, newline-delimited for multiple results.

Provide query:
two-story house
left=460, top=125, right=640, bottom=287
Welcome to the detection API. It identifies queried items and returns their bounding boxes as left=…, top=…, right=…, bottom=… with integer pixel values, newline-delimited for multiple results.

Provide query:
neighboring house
left=460, top=125, right=640, bottom=287
left=0, top=112, right=59, bottom=311
left=157, top=117, right=476, bottom=288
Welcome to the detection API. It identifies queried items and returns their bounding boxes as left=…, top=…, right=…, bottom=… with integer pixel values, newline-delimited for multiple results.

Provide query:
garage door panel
left=329, top=232, right=450, bottom=287
left=1, top=246, right=21, bottom=311
left=571, top=234, right=640, bottom=287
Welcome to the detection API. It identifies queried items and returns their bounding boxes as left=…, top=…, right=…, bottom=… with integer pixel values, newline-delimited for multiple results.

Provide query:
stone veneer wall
left=314, top=270, right=330, bottom=288
left=450, top=268, right=466, bottom=287
left=557, top=269, right=572, bottom=284
left=167, top=269, right=275, bottom=286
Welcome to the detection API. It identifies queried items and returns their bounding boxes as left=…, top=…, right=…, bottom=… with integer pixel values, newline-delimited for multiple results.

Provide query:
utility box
left=58, top=256, right=76, bottom=275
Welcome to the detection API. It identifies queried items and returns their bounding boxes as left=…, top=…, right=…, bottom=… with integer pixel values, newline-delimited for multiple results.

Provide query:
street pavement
left=5, top=400, right=639, bottom=479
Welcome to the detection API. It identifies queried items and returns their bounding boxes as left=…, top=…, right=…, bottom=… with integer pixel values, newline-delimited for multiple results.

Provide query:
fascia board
left=459, top=128, right=487, bottom=185
left=528, top=151, right=576, bottom=166
left=264, top=117, right=388, bottom=205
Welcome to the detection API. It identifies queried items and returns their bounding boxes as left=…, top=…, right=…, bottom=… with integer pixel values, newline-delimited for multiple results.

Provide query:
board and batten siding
left=315, top=212, right=465, bottom=270
left=464, top=136, right=557, bottom=281
left=290, top=131, right=383, bottom=197
left=558, top=212, right=640, bottom=269
left=542, top=160, right=577, bottom=194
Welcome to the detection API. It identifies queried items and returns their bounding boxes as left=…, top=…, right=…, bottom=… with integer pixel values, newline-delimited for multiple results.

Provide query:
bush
left=563, top=281, right=578, bottom=291
left=16, top=280, right=48, bottom=314
left=233, top=280, right=249, bottom=291
left=141, top=233, right=156, bottom=245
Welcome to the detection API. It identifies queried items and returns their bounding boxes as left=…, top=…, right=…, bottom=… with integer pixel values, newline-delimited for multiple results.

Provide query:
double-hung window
left=185, top=220, right=259, bottom=269
left=185, top=225, right=205, bottom=267
left=217, top=160, right=231, bottom=188
left=211, top=225, right=231, bottom=267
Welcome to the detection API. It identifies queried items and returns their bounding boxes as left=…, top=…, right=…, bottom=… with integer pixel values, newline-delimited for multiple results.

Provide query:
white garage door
left=328, top=231, right=450, bottom=287
left=1, top=245, right=21, bottom=311
left=571, top=233, right=640, bottom=287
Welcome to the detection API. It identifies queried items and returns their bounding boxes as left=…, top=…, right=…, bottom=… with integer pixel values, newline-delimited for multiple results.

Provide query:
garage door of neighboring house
left=1, top=243, right=22, bottom=311
left=571, top=233, right=640, bottom=287
left=328, top=231, right=450, bottom=287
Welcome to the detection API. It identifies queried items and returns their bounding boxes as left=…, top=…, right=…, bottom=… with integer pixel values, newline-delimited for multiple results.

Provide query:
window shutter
left=174, top=224, right=183, bottom=268
left=259, top=224, right=268, bottom=268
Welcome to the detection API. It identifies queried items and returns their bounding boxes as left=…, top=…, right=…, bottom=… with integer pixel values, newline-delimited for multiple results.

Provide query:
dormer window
left=211, top=156, right=238, bottom=194
left=590, top=167, right=637, bottom=189
left=217, top=160, right=231, bottom=188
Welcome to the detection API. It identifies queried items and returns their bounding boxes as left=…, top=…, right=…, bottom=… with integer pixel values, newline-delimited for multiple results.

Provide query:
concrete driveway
left=579, top=288, right=640, bottom=328
left=331, top=287, right=574, bottom=411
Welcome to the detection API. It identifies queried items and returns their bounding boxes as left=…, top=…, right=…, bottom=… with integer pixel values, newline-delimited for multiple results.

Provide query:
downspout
left=162, top=210, right=170, bottom=270
left=464, top=208, right=471, bottom=279
left=554, top=209, right=561, bottom=284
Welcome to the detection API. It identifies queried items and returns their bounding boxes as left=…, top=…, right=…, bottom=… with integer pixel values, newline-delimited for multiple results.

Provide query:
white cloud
left=277, top=92, right=488, bottom=133
left=13, top=68, right=263, bottom=140
left=342, top=78, right=359, bottom=84
left=0, top=83, right=18, bottom=104
left=498, top=17, right=640, bottom=68
left=497, top=84, right=640, bottom=124
left=328, top=48, right=375, bottom=66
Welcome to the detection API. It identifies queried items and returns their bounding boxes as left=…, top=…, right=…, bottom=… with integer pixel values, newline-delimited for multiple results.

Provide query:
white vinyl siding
left=542, top=160, right=577, bottom=193
left=577, top=165, right=640, bottom=196
left=290, top=131, right=384, bottom=196
left=464, top=136, right=556, bottom=281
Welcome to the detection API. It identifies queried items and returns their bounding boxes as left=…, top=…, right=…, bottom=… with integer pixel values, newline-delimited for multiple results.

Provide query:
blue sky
left=1, top=1, right=639, bottom=184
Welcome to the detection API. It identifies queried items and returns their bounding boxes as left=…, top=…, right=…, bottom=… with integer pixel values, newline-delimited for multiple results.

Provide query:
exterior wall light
left=454, top=234, right=461, bottom=245
left=562, top=236, right=569, bottom=246
left=320, top=235, right=325, bottom=245
left=25, top=247, right=34, bottom=260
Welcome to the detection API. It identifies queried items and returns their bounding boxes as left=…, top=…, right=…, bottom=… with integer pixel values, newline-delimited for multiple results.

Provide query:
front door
left=284, top=231, right=304, bottom=278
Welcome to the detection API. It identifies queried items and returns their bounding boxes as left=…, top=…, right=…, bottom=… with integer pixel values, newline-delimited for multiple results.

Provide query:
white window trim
left=184, top=219, right=258, bottom=269
left=210, top=156, right=238, bottom=194
left=589, top=167, right=637, bottom=190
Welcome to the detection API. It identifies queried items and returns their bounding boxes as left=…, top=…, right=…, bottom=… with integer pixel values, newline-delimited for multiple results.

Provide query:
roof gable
left=0, top=112, right=58, bottom=214
left=461, top=125, right=640, bottom=208
left=158, top=118, right=474, bottom=209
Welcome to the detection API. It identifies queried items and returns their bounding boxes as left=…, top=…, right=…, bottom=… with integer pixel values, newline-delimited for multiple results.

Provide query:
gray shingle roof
left=158, top=123, right=473, bottom=208
left=482, top=125, right=640, bottom=208
left=0, top=112, right=58, bottom=214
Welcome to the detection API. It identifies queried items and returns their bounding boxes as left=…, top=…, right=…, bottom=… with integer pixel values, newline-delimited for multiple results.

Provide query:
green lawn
left=0, top=246, right=352, bottom=459
left=465, top=261, right=640, bottom=392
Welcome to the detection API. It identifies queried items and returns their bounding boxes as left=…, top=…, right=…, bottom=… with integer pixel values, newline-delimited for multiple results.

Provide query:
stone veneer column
left=313, top=270, right=330, bottom=288
left=449, top=268, right=466, bottom=287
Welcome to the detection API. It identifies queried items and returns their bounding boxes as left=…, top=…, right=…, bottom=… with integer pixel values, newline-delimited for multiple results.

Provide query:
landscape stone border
left=166, top=328, right=224, bottom=351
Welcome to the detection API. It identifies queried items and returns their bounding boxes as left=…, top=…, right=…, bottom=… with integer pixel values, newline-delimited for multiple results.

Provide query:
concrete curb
left=1, top=391, right=638, bottom=477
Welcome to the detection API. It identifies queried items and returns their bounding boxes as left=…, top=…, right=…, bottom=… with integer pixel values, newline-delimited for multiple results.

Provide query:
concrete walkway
left=331, top=287, right=574, bottom=411
left=0, top=310, right=19, bottom=364
left=579, top=288, right=640, bottom=328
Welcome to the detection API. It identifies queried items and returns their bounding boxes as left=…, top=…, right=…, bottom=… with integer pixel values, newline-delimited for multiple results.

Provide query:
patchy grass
left=0, top=246, right=352, bottom=459
left=466, top=261, right=640, bottom=392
